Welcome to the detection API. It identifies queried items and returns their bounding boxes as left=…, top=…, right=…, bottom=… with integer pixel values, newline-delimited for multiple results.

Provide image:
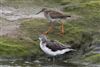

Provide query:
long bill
left=36, top=10, right=43, bottom=15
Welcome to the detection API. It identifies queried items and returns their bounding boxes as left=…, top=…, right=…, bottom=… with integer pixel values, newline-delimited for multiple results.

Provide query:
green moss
left=63, top=0, right=100, bottom=41
left=4, top=0, right=61, bottom=7
left=20, top=19, right=87, bottom=43
left=1, top=1, right=100, bottom=63
left=63, top=0, right=100, bottom=13
left=0, top=36, right=41, bottom=57
left=84, top=54, right=100, bottom=64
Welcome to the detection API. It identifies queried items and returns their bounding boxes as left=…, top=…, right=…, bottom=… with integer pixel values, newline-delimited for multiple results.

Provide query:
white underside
left=40, top=41, right=73, bottom=56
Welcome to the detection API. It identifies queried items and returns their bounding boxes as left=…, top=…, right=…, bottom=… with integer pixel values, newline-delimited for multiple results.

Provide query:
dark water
left=0, top=59, right=87, bottom=67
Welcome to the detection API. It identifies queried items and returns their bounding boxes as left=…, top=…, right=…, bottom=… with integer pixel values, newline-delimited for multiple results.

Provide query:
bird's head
left=36, top=8, right=47, bottom=15
left=39, top=34, right=48, bottom=42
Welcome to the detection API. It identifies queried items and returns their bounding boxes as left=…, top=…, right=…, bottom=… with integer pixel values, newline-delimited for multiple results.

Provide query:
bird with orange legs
left=36, top=8, right=71, bottom=36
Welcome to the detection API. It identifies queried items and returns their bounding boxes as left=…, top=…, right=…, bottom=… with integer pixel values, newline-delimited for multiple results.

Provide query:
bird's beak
left=36, top=10, right=43, bottom=15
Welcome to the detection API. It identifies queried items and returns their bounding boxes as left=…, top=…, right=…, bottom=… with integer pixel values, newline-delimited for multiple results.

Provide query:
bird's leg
left=61, top=22, right=64, bottom=34
left=52, top=57, right=55, bottom=66
left=44, top=22, right=53, bottom=35
left=58, top=22, right=64, bottom=36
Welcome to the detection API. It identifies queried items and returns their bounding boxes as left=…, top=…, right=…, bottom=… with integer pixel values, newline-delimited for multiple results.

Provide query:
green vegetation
left=63, top=0, right=100, bottom=39
left=84, top=54, right=100, bottom=64
left=0, top=0, right=100, bottom=64
left=20, top=19, right=85, bottom=43
left=0, top=36, right=42, bottom=58
left=63, top=0, right=100, bottom=64
left=2, top=0, right=61, bottom=7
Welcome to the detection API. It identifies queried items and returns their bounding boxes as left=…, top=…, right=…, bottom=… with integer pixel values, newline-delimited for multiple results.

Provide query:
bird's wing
left=54, top=40, right=71, bottom=48
left=47, top=10, right=70, bottom=19
left=46, top=40, right=67, bottom=51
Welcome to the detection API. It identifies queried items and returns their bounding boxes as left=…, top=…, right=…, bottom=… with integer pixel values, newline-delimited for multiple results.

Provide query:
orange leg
left=58, top=22, right=64, bottom=36
left=44, top=23, right=53, bottom=35
left=61, top=22, right=64, bottom=34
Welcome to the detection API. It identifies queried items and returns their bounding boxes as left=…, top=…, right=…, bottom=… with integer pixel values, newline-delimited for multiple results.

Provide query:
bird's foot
left=43, top=31, right=49, bottom=35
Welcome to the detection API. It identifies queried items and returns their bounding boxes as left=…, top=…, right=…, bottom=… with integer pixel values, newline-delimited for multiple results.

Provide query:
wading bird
left=39, top=34, right=75, bottom=62
left=36, top=8, right=71, bottom=36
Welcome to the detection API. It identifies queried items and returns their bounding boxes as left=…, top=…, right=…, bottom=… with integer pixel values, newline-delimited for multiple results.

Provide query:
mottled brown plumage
left=36, top=8, right=71, bottom=35
left=44, top=10, right=71, bottom=19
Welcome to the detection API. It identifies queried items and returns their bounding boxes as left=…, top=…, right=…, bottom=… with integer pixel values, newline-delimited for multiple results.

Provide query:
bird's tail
left=65, top=15, right=71, bottom=20
left=65, top=48, right=76, bottom=53
left=65, top=15, right=71, bottom=17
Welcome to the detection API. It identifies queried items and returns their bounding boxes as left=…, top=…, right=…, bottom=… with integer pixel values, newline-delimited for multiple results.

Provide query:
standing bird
left=39, top=34, right=75, bottom=61
left=36, top=8, right=71, bottom=35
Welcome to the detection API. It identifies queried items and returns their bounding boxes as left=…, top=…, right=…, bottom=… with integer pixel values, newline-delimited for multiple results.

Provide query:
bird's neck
left=40, top=40, right=46, bottom=48
left=40, top=40, right=46, bottom=44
